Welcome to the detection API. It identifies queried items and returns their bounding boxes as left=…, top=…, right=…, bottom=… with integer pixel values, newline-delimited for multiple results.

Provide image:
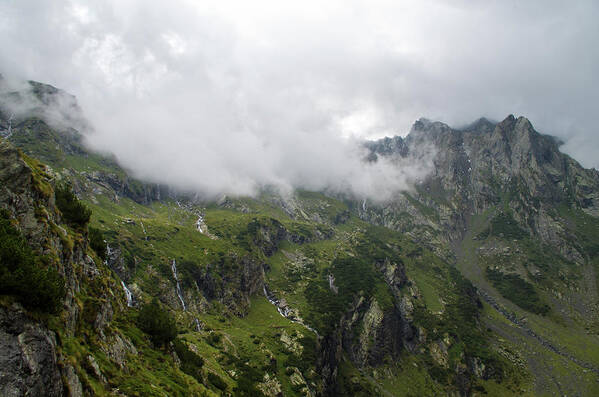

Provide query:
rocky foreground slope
left=1, top=79, right=599, bottom=396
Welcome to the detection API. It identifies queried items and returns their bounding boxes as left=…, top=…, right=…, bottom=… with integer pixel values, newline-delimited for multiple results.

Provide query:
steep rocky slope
left=0, top=138, right=139, bottom=396
left=365, top=115, right=599, bottom=395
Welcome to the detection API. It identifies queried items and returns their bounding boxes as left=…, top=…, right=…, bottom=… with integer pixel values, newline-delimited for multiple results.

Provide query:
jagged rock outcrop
left=195, top=254, right=265, bottom=315
left=4, top=75, right=598, bottom=395
left=316, top=258, right=419, bottom=395
left=343, top=297, right=411, bottom=367
left=84, top=169, right=168, bottom=205
left=0, top=140, right=83, bottom=394
left=365, top=115, right=599, bottom=256
left=0, top=304, right=64, bottom=397
left=0, top=139, right=132, bottom=396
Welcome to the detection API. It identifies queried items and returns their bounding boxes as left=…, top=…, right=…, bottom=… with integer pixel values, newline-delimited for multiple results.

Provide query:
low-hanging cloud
left=0, top=78, right=89, bottom=134
left=0, top=0, right=598, bottom=199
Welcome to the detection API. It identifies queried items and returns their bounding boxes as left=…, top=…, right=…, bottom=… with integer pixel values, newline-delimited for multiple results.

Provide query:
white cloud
left=0, top=0, right=598, bottom=200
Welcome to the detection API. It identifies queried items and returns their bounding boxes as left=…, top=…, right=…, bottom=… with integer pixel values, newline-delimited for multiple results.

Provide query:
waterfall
left=263, top=285, right=291, bottom=317
left=328, top=274, right=338, bottom=294
left=120, top=280, right=134, bottom=307
left=104, top=242, right=112, bottom=265
left=140, top=221, right=147, bottom=240
left=263, top=284, right=319, bottom=336
left=194, top=318, right=201, bottom=332
left=171, top=259, right=187, bottom=310
left=173, top=199, right=206, bottom=235
left=362, top=198, right=367, bottom=212
left=196, top=215, right=204, bottom=233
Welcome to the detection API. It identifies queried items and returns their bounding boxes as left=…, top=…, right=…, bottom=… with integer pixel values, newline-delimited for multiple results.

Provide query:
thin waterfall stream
left=171, top=259, right=187, bottom=311
left=263, top=284, right=319, bottom=337
left=105, top=242, right=135, bottom=307
left=120, top=280, right=134, bottom=307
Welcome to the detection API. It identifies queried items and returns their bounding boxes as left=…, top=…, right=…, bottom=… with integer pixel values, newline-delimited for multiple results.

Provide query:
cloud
left=0, top=0, right=598, bottom=199
left=0, top=78, right=88, bottom=133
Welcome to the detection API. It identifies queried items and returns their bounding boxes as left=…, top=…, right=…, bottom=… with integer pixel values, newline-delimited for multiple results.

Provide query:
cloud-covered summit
left=1, top=0, right=597, bottom=197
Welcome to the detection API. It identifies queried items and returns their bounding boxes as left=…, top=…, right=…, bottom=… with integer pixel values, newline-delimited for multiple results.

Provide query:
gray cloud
left=1, top=0, right=598, bottom=198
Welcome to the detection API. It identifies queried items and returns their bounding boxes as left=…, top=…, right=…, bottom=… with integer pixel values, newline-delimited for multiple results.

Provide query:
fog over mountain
left=1, top=0, right=598, bottom=197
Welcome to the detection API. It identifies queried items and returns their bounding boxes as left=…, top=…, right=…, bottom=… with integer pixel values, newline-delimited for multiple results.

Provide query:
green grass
left=56, top=307, right=216, bottom=397
left=8, top=121, right=569, bottom=396
left=478, top=211, right=528, bottom=241
left=557, top=204, right=599, bottom=259
left=411, top=273, right=444, bottom=313
left=486, top=268, right=550, bottom=315
left=185, top=296, right=319, bottom=396
left=379, top=356, right=444, bottom=397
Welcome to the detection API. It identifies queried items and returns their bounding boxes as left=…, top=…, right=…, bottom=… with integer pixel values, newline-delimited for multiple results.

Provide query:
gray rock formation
left=365, top=115, right=599, bottom=258
left=0, top=304, right=64, bottom=397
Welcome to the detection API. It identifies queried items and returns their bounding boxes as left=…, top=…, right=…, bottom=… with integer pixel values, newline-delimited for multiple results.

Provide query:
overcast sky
left=1, top=0, right=598, bottom=198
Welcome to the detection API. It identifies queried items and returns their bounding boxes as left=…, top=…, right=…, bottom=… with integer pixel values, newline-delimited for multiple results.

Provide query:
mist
left=1, top=1, right=598, bottom=198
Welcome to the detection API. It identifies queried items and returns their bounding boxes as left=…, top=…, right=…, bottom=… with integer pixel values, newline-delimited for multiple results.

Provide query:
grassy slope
left=456, top=205, right=599, bottom=396
left=83, top=185, right=527, bottom=395
left=7, top=121, right=589, bottom=395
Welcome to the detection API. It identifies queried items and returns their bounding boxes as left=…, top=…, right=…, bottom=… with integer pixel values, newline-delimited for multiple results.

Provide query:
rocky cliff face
left=0, top=304, right=64, bottom=396
left=366, top=116, right=599, bottom=396
left=316, top=256, right=418, bottom=395
left=0, top=139, right=135, bottom=396
left=0, top=139, right=78, bottom=395
left=0, top=80, right=168, bottom=206
left=365, top=115, right=599, bottom=259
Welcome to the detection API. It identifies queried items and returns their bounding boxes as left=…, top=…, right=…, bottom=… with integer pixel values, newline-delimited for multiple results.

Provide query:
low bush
left=137, top=298, right=177, bottom=346
left=0, top=209, right=65, bottom=313
left=55, top=183, right=91, bottom=227
left=231, top=359, right=262, bottom=396
left=173, top=339, right=204, bottom=381
left=88, top=226, right=106, bottom=260
left=207, top=372, right=228, bottom=391
left=479, top=211, right=528, bottom=241
left=486, top=268, right=550, bottom=315
left=207, top=332, right=222, bottom=347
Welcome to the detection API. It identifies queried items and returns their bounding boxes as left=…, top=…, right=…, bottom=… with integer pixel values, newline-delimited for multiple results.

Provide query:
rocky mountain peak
left=0, top=79, right=87, bottom=134
left=459, top=117, right=497, bottom=134
left=408, top=118, right=454, bottom=141
left=493, top=114, right=535, bottom=143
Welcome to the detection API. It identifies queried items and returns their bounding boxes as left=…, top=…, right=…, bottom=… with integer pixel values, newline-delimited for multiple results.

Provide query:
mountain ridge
left=2, top=79, right=599, bottom=396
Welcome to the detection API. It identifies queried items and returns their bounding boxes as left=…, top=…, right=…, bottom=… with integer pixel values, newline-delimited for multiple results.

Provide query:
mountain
left=365, top=115, right=599, bottom=394
left=1, top=80, right=599, bottom=396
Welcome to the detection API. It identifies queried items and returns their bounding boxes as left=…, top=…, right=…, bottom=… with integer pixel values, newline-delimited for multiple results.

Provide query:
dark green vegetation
left=304, top=255, right=381, bottom=334
left=173, top=339, right=205, bottom=382
left=486, top=268, right=550, bottom=315
left=477, top=212, right=568, bottom=312
left=558, top=204, right=599, bottom=260
left=137, top=298, right=178, bottom=347
left=55, top=183, right=92, bottom=228
left=478, top=211, right=528, bottom=241
left=89, top=226, right=107, bottom=260
left=0, top=209, right=65, bottom=313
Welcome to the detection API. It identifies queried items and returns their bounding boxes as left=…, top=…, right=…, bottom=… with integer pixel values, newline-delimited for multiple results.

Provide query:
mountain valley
left=2, top=79, right=599, bottom=397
